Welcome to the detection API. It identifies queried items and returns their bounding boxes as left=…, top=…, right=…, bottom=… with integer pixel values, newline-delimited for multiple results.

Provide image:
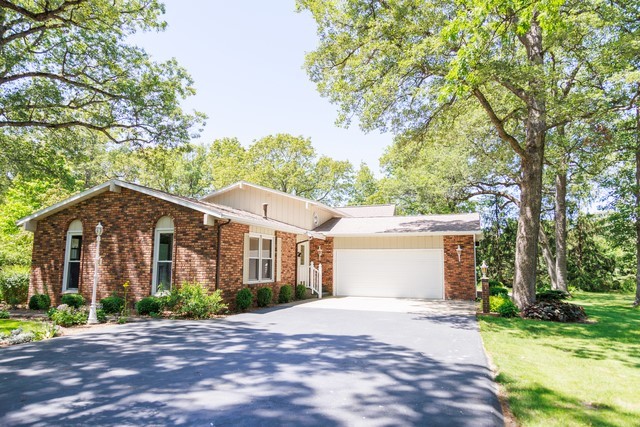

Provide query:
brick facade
left=310, top=237, right=333, bottom=294
left=443, top=235, right=476, bottom=300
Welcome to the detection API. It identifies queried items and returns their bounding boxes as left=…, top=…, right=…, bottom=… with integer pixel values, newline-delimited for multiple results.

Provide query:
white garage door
left=334, top=249, right=444, bottom=299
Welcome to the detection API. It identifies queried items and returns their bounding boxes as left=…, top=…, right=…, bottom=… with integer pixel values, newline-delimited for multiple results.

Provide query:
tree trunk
left=513, top=15, right=546, bottom=309
left=555, top=169, right=569, bottom=293
left=635, top=97, right=640, bottom=307
left=539, top=228, right=557, bottom=289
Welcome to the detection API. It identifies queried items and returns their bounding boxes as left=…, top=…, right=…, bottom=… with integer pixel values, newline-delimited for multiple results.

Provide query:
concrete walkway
left=0, top=297, right=502, bottom=426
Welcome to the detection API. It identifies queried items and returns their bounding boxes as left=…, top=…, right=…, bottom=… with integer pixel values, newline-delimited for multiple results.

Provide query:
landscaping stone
left=522, top=301, right=587, bottom=322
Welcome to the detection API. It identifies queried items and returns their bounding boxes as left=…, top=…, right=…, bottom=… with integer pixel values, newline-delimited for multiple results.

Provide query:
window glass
left=249, top=237, right=259, bottom=258
left=262, top=238, right=272, bottom=259
left=158, top=233, right=173, bottom=261
left=299, top=244, right=306, bottom=266
left=262, top=259, right=273, bottom=280
left=67, top=262, right=80, bottom=290
left=156, top=262, right=172, bottom=289
left=249, top=259, right=259, bottom=281
left=70, top=236, right=82, bottom=261
left=248, top=235, right=274, bottom=282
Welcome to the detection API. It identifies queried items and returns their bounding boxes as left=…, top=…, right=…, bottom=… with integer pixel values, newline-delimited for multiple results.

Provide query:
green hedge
left=236, top=288, right=253, bottom=311
left=278, top=284, right=293, bottom=303
left=256, top=287, right=273, bottom=307
left=0, top=267, right=29, bottom=306
left=61, top=293, right=85, bottom=308
left=28, top=294, right=51, bottom=310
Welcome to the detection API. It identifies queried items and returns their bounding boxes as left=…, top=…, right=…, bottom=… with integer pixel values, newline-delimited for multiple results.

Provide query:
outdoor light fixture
left=456, top=245, right=463, bottom=262
left=481, top=260, right=488, bottom=280
left=88, top=222, right=103, bottom=324
left=317, top=246, right=323, bottom=260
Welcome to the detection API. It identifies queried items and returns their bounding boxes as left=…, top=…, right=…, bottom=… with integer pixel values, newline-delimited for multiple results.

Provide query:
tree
left=0, top=0, right=203, bottom=146
left=348, top=163, right=382, bottom=205
left=299, top=0, right=637, bottom=307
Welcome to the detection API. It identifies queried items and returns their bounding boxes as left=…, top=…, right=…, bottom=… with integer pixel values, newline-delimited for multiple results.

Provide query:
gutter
left=215, top=219, right=232, bottom=290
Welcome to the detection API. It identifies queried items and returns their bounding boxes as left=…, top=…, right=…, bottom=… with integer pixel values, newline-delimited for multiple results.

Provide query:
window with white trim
left=62, top=220, right=83, bottom=293
left=152, top=216, right=174, bottom=294
left=248, top=235, right=274, bottom=283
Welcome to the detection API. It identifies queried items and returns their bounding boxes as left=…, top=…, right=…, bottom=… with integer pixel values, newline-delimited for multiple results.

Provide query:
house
left=16, top=180, right=482, bottom=307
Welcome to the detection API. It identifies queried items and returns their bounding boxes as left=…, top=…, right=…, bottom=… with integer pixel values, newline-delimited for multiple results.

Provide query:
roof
left=313, top=212, right=482, bottom=237
left=16, top=180, right=325, bottom=238
left=336, top=204, right=396, bottom=217
left=201, top=181, right=349, bottom=218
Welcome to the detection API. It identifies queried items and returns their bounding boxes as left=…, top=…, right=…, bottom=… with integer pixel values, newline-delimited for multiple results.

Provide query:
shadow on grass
left=0, top=318, right=502, bottom=426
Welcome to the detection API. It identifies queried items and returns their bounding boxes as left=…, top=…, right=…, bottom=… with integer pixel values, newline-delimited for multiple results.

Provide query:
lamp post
left=481, top=260, right=490, bottom=314
left=87, top=222, right=103, bottom=324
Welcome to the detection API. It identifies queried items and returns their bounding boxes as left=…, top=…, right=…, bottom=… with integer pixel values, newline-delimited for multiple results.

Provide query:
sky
left=131, top=1, right=393, bottom=175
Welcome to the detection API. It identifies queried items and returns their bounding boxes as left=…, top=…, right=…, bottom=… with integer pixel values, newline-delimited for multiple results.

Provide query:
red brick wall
left=30, top=188, right=216, bottom=306
left=443, top=235, right=476, bottom=300
left=310, top=237, right=333, bottom=294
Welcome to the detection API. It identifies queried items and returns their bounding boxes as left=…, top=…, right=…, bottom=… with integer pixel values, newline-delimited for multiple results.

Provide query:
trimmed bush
left=29, top=294, right=51, bottom=310
left=536, top=289, right=569, bottom=302
left=0, top=268, right=29, bottom=306
left=295, top=284, right=307, bottom=300
left=101, top=296, right=125, bottom=314
left=523, top=301, right=587, bottom=322
left=61, top=293, right=85, bottom=308
left=236, top=288, right=253, bottom=311
left=489, top=295, right=519, bottom=318
left=278, top=284, right=293, bottom=304
left=169, top=282, right=227, bottom=319
left=48, top=307, right=88, bottom=327
left=256, top=287, right=273, bottom=307
left=136, top=297, right=162, bottom=315
left=0, top=310, right=9, bottom=319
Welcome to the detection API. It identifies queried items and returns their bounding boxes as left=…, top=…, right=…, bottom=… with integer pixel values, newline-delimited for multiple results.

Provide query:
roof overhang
left=325, top=231, right=484, bottom=239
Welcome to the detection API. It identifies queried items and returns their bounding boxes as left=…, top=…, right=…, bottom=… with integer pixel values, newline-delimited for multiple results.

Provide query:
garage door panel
left=335, top=249, right=443, bottom=299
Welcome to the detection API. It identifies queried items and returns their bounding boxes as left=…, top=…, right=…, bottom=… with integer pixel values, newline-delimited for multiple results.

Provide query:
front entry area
left=334, top=249, right=444, bottom=299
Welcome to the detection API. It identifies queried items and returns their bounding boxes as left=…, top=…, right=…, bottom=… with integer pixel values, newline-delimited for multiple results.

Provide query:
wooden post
left=482, top=277, right=490, bottom=314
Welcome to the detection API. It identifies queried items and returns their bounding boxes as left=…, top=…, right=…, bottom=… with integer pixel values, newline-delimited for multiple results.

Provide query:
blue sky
left=132, top=1, right=393, bottom=175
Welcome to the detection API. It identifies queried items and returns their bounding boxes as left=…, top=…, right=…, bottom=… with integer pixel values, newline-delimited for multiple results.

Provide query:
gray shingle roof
left=313, top=212, right=481, bottom=236
left=336, top=205, right=396, bottom=217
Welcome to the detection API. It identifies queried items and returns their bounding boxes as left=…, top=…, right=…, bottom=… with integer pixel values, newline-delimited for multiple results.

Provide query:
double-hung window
left=152, top=216, right=174, bottom=294
left=62, top=220, right=83, bottom=292
left=248, top=235, right=274, bottom=283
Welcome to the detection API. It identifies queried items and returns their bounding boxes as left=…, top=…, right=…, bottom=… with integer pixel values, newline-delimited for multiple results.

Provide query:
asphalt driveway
left=0, top=297, right=502, bottom=426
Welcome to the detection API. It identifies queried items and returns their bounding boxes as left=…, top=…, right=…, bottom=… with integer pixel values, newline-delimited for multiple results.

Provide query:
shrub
left=28, top=294, right=51, bottom=310
left=489, top=286, right=509, bottom=297
left=488, top=279, right=503, bottom=288
left=256, top=287, right=273, bottom=307
left=236, top=288, right=253, bottom=311
left=523, top=301, right=587, bottom=322
left=48, top=307, right=88, bottom=327
left=295, top=284, right=307, bottom=300
left=0, top=310, right=9, bottom=319
left=278, top=284, right=293, bottom=304
left=136, top=296, right=162, bottom=315
left=61, top=293, right=85, bottom=308
left=0, top=267, right=29, bottom=306
left=101, top=296, right=125, bottom=314
left=169, top=282, right=227, bottom=319
left=489, top=296, right=519, bottom=318
left=536, top=289, right=569, bottom=302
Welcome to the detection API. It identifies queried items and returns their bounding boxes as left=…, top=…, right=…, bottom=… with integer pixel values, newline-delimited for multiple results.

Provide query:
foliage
left=278, top=284, right=293, bottom=304
left=48, top=307, right=88, bottom=327
left=489, top=296, right=519, bottom=318
left=523, top=301, right=587, bottom=323
left=480, top=293, right=639, bottom=425
left=536, top=290, right=569, bottom=303
left=0, top=310, right=9, bottom=319
left=489, top=286, right=509, bottom=298
left=256, top=287, right=273, bottom=307
left=136, top=297, right=162, bottom=316
left=0, top=266, right=29, bottom=306
left=235, top=288, right=253, bottom=311
left=167, top=282, right=227, bottom=319
left=60, top=294, right=85, bottom=308
left=28, top=294, right=51, bottom=310
left=101, top=296, right=125, bottom=315
left=0, top=327, right=35, bottom=345
left=295, top=284, right=307, bottom=300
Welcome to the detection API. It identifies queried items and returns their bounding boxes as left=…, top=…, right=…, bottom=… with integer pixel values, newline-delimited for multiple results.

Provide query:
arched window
left=152, top=216, right=174, bottom=294
left=62, top=220, right=83, bottom=292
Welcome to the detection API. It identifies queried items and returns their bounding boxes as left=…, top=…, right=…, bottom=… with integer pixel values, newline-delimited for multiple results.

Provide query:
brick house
left=17, top=180, right=482, bottom=307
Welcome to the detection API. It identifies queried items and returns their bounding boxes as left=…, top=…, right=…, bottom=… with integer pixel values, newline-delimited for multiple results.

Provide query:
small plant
left=489, top=286, right=509, bottom=297
left=256, top=287, right=273, bottom=307
left=536, top=289, right=569, bottom=302
left=121, top=281, right=131, bottom=317
left=48, top=306, right=88, bottom=327
left=236, top=288, right=253, bottom=311
left=61, top=293, right=85, bottom=308
left=278, top=284, right=293, bottom=304
left=96, top=309, right=107, bottom=323
left=0, top=309, right=9, bottom=319
left=136, top=296, right=162, bottom=315
left=170, top=282, right=227, bottom=319
left=497, top=299, right=519, bottom=318
left=100, top=296, right=125, bottom=314
left=1, top=328, right=35, bottom=345
left=29, top=294, right=51, bottom=310
left=117, top=317, right=128, bottom=324
left=295, top=284, right=307, bottom=300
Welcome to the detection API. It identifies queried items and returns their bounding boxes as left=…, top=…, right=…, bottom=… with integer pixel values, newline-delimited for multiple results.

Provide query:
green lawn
left=480, top=292, right=640, bottom=427
left=0, top=318, right=51, bottom=340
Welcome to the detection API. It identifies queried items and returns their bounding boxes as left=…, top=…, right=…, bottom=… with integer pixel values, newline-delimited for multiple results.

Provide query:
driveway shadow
left=0, top=319, right=502, bottom=426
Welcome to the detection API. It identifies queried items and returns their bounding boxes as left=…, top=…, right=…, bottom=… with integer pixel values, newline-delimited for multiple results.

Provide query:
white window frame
left=62, top=229, right=83, bottom=294
left=248, top=233, right=275, bottom=284
left=152, top=225, right=174, bottom=295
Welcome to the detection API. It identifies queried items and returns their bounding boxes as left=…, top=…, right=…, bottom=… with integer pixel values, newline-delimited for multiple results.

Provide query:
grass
left=480, top=292, right=640, bottom=427
left=0, top=318, right=51, bottom=340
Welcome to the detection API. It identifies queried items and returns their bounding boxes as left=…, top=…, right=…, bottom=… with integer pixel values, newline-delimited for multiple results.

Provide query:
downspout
left=215, top=219, right=232, bottom=290
left=294, top=238, right=311, bottom=287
